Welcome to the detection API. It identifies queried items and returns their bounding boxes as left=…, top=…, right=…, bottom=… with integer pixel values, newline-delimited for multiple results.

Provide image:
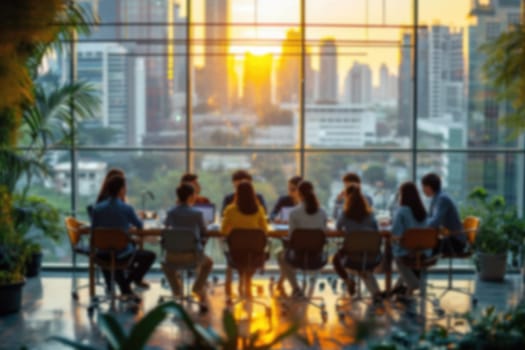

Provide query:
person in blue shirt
left=390, top=182, right=429, bottom=296
left=270, top=175, right=302, bottom=222
left=333, top=173, right=373, bottom=219
left=221, top=170, right=267, bottom=216
left=332, top=184, right=381, bottom=299
left=91, top=175, right=156, bottom=299
left=162, top=183, right=213, bottom=301
left=421, top=173, right=464, bottom=254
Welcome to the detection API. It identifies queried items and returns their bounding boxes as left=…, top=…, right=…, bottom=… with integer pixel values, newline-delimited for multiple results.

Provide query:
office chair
left=223, top=229, right=272, bottom=327
left=65, top=216, right=103, bottom=301
left=158, top=228, right=207, bottom=313
left=398, top=227, right=443, bottom=324
left=88, top=228, right=137, bottom=318
left=280, top=229, right=329, bottom=323
left=334, top=231, right=383, bottom=320
left=436, top=216, right=480, bottom=305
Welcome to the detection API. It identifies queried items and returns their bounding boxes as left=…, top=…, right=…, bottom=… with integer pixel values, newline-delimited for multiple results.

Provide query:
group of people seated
left=89, top=168, right=464, bottom=305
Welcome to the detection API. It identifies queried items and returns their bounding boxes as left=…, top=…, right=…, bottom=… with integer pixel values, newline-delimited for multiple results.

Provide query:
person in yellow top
left=221, top=181, right=268, bottom=296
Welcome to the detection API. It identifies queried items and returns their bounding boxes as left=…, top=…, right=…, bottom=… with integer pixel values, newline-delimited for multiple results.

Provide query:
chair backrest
left=227, top=229, right=267, bottom=270
left=162, top=228, right=198, bottom=254
left=65, top=216, right=83, bottom=247
left=227, top=229, right=267, bottom=253
left=463, top=216, right=480, bottom=244
left=341, top=231, right=382, bottom=256
left=400, top=228, right=439, bottom=251
left=91, top=228, right=130, bottom=251
left=288, top=229, right=327, bottom=253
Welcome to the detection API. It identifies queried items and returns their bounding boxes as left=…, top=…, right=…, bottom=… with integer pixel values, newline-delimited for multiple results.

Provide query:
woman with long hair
left=221, top=181, right=268, bottom=296
left=276, top=181, right=327, bottom=297
left=391, top=182, right=428, bottom=296
left=332, top=184, right=380, bottom=299
left=96, top=168, right=125, bottom=204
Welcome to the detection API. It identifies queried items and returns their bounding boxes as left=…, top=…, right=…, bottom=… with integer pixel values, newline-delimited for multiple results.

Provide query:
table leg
left=89, top=252, right=95, bottom=298
left=384, top=236, right=392, bottom=293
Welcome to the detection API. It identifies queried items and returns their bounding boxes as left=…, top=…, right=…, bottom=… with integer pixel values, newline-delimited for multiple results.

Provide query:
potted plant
left=0, top=189, right=29, bottom=315
left=463, top=187, right=525, bottom=281
left=0, top=1, right=94, bottom=315
left=13, top=195, right=63, bottom=277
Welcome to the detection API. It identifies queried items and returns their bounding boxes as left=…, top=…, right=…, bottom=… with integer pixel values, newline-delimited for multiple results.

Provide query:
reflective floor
left=0, top=271, right=523, bottom=349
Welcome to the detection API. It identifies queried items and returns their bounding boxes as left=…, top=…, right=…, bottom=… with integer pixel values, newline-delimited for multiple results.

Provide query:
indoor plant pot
left=0, top=278, right=25, bottom=316
left=25, top=251, right=43, bottom=278
left=463, top=188, right=525, bottom=282
left=477, top=252, right=507, bottom=282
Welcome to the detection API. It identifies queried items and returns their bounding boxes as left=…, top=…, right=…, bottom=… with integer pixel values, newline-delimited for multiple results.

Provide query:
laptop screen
left=193, top=204, right=216, bottom=224
left=279, top=206, right=295, bottom=223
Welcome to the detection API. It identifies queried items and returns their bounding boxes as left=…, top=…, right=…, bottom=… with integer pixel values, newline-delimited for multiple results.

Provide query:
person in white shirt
left=276, top=181, right=327, bottom=297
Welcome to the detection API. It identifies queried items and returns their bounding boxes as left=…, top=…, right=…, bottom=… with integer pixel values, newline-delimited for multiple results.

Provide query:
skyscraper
left=467, top=0, right=521, bottom=205
left=397, top=30, right=428, bottom=136
left=118, top=0, right=182, bottom=141
left=318, top=38, right=338, bottom=103
left=243, top=53, right=272, bottom=109
left=427, top=25, right=464, bottom=120
left=344, top=62, right=372, bottom=104
left=200, top=0, right=232, bottom=111
left=379, top=64, right=390, bottom=100
left=276, top=29, right=315, bottom=104
left=76, top=43, right=131, bottom=145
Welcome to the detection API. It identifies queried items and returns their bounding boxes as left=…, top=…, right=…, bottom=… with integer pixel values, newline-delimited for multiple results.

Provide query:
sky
left=179, top=0, right=473, bottom=86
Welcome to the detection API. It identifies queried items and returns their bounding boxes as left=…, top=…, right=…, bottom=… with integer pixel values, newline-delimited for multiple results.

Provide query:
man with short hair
left=180, top=173, right=211, bottom=205
left=163, top=183, right=213, bottom=301
left=220, top=169, right=267, bottom=215
left=270, top=175, right=303, bottom=222
left=91, top=175, right=156, bottom=299
left=333, top=172, right=373, bottom=219
left=421, top=173, right=464, bottom=253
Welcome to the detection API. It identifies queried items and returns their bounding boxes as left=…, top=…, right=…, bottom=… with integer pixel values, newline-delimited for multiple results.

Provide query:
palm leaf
left=46, top=336, right=98, bottom=350
left=97, top=313, right=126, bottom=349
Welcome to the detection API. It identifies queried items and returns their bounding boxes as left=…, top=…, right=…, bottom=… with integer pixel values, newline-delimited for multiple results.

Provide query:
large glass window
left=22, top=0, right=525, bottom=266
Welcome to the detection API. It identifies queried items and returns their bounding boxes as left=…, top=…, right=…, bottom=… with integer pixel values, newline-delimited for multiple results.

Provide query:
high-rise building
left=200, top=0, right=232, bottom=111
left=243, top=53, right=272, bottom=109
left=76, top=43, right=131, bottom=145
left=379, top=64, right=390, bottom=100
left=427, top=25, right=464, bottom=120
left=397, top=31, right=428, bottom=136
left=467, top=0, right=521, bottom=205
left=318, top=38, right=338, bottom=103
left=276, top=29, right=315, bottom=104
left=118, top=0, right=182, bottom=141
left=344, top=62, right=372, bottom=104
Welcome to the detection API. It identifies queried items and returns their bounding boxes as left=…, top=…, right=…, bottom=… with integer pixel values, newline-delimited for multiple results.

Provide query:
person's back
left=165, top=204, right=207, bottom=251
left=222, top=193, right=267, bottom=215
left=428, top=191, right=462, bottom=234
left=278, top=181, right=326, bottom=297
left=92, top=197, right=142, bottom=232
left=90, top=175, right=154, bottom=296
left=289, top=204, right=327, bottom=233
left=391, top=206, right=428, bottom=257
left=337, top=212, right=378, bottom=234
left=221, top=203, right=267, bottom=234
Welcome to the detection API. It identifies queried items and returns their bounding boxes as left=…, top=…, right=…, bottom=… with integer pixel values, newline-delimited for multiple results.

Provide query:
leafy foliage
left=482, top=23, right=525, bottom=138
left=49, top=301, right=298, bottom=350
left=0, top=1, right=95, bottom=285
left=462, top=187, right=525, bottom=256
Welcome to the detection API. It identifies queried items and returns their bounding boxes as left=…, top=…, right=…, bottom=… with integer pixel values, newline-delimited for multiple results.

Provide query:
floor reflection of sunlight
left=0, top=273, right=522, bottom=349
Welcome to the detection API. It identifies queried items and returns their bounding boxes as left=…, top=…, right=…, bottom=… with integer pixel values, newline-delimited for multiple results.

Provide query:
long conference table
left=85, top=226, right=393, bottom=298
